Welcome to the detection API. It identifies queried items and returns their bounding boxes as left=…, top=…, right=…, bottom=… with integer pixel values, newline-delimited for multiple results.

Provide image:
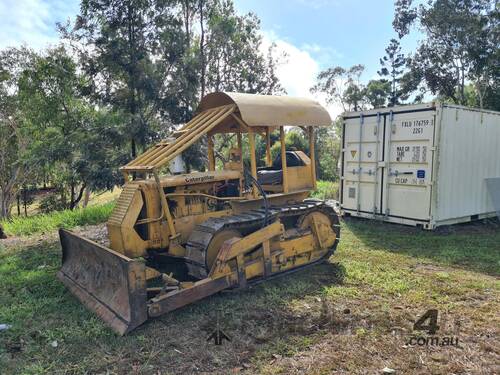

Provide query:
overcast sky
left=0, top=0, right=422, bottom=118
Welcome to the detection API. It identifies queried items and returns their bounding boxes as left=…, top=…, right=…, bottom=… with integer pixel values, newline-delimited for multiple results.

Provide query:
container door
left=341, top=113, right=384, bottom=215
left=381, top=111, right=435, bottom=220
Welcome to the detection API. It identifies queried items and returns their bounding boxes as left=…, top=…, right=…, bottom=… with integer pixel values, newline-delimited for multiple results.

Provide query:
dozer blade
left=58, top=229, right=148, bottom=335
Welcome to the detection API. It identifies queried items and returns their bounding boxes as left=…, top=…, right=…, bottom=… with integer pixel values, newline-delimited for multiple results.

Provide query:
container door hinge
left=374, top=112, right=381, bottom=135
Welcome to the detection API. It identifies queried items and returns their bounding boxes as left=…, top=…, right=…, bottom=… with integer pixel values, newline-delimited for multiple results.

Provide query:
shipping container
left=340, top=102, right=500, bottom=229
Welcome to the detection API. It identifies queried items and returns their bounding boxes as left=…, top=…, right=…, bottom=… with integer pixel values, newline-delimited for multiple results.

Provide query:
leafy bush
left=1, top=202, right=115, bottom=236
left=311, top=180, right=339, bottom=201
left=39, top=193, right=67, bottom=213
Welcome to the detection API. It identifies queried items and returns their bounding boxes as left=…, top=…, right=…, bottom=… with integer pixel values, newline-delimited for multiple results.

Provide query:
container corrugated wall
left=433, top=105, right=500, bottom=223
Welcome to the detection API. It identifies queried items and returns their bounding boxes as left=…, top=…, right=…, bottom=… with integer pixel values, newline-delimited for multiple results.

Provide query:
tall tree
left=0, top=47, right=37, bottom=218
left=394, top=0, right=499, bottom=109
left=312, top=65, right=391, bottom=111
left=173, top=0, right=284, bottom=171
left=364, top=79, right=392, bottom=108
left=311, top=65, right=366, bottom=112
left=378, top=38, right=407, bottom=106
left=61, top=0, right=186, bottom=158
left=18, top=47, right=127, bottom=210
left=176, top=0, right=284, bottom=104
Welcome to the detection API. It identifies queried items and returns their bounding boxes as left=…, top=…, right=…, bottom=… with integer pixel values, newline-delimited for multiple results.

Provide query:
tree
left=18, top=47, right=127, bottom=210
left=311, top=65, right=366, bottom=112
left=364, top=79, right=392, bottom=108
left=378, top=38, right=407, bottom=106
left=394, top=0, right=499, bottom=110
left=393, top=0, right=418, bottom=38
left=199, top=1, right=283, bottom=96
left=62, top=0, right=284, bottom=172
left=312, top=65, right=393, bottom=111
left=315, top=126, right=340, bottom=181
left=0, top=47, right=38, bottom=218
left=173, top=0, right=284, bottom=171
left=174, top=0, right=284, bottom=105
left=61, top=0, right=186, bottom=158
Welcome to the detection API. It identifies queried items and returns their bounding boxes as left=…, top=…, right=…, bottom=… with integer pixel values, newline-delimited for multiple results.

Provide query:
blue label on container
left=417, top=170, right=425, bottom=179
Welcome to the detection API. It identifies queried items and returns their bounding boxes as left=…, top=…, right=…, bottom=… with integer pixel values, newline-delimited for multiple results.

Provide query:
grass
left=0, top=202, right=115, bottom=236
left=8, top=187, right=121, bottom=219
left=311, top=180, right=338, bottom=201
left=0, top=215, right=499, bottom=374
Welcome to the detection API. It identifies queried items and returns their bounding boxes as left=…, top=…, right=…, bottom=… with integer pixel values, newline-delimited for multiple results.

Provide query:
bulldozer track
left=185, top=201, right=340, bottom=280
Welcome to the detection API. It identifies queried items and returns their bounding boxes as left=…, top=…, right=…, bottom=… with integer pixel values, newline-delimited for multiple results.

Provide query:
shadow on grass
left=1, top=240, right=346, bottom=374
left=343, top=216, right=500, bottom=277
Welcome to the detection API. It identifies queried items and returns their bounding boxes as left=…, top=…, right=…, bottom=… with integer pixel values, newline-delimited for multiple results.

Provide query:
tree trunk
left=23, top=188, right=27, bottom=217
left=70, top=183, right=75, bottom=210
left=1, top=186, right=17, bottom=220
left=199, top=0, right=206, bottom=101
left=131, top=138, right=137, bottom=159
left=0, top=224, right=6, bottom=239
left=70, top=184, right=86, bottom=210
left=82, top=187, right=91, bottom=208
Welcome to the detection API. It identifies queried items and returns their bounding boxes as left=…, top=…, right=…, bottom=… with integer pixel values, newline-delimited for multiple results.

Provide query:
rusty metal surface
left=197, top=92, right=332, bottom=127
left=148, top=277, right=232, bottom=318
left=58, top=229, right=148, bottom=335
left=185, top=201, right=339, bottom=279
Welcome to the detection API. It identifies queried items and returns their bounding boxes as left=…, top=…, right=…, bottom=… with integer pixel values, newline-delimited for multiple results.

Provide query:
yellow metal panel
left=266, top=128, right=272, bottom=166
left=287, top=166, right=313, bottom=191
left=197, top=92, right=332, bottom=127
left=207, top=135, right=215, bottom=171
left=107, top=184, right=148, bottom=257
left=309, top=126, right=317, bottom=190
left=280, top=127, right=289, bottom=193
left=248, top=129, right=258, bottom=198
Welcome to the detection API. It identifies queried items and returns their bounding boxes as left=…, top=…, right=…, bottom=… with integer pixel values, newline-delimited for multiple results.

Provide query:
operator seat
left=257, top=151, right=305, bottom=185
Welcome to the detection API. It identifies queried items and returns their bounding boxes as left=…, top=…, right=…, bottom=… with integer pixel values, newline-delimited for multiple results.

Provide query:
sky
left=0, top=0, right=422, bottom=118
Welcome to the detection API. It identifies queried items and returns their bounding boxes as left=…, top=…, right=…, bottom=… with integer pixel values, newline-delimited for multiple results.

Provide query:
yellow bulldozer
left=58, top=92, right=340, bottom=334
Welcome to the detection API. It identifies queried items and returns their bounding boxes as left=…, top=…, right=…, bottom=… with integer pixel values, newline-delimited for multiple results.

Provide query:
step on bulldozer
left=58, top=92, right=340, bottom=334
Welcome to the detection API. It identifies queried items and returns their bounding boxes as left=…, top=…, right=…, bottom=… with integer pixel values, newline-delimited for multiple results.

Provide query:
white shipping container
left=340, top=102, right=500, bottom=229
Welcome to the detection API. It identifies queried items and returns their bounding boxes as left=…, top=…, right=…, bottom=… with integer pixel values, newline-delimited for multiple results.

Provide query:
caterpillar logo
left=185, top=175, right=215, bottom=184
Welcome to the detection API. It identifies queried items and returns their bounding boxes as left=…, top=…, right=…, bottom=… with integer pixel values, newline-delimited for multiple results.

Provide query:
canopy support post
left=237, top=131, right=244, bottom=193
left=248, top=129, right=258, bottom=198
left=309, top=126, right=317, bottom=190
left=280, top=126, right=289, bottom=193
left=207, top=135, right=215, bottom=171
left=265, top=128, right=272, bottom=167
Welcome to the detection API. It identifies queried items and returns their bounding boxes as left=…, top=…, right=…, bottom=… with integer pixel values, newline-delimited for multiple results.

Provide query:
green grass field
left=0, top=213, right=498, bottom=374
left=0, top=202, right=115, bottom=237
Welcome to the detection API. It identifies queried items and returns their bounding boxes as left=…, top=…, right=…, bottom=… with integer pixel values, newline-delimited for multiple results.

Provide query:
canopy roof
left=121, top=92, right=332, bottom=174
left=197, top=92, right=332, bottom=127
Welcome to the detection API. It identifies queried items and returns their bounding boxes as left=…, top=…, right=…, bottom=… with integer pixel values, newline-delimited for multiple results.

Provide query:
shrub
left=311, top=180, right=339, bottom=201
left=39, top=193, right=67, bottom=213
